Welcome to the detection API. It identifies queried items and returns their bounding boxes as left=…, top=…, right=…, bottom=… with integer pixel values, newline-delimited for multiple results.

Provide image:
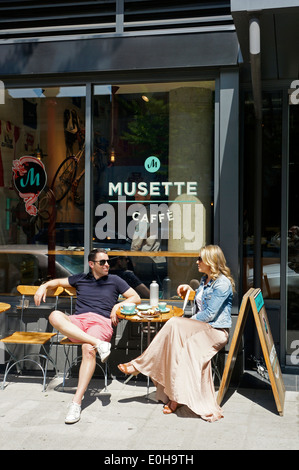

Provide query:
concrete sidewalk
left=0, top=373, right=298, bottom=451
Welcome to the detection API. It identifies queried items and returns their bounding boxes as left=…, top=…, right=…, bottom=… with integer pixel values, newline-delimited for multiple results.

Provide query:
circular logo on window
left=144, top=156, right=160, bottom=173
left=12, top=156, right=47, bottom=216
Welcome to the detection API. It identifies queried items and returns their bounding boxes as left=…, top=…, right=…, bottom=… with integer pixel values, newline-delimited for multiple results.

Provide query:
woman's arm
left=192, top=280, right=232, bottom=323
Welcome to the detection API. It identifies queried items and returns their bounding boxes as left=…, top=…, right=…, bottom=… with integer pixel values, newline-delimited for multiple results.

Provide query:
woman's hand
left=177, top=284, right=192, bottom=298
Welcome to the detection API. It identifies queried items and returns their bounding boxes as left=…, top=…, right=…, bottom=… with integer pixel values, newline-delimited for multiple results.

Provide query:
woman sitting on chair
left=118, top=244, right=235, bottom=422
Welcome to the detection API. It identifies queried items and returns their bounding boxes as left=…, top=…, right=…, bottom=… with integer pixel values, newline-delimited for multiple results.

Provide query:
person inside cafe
left=109, top=255, right=150, bottom=298
left=34, top=248, right=140, bottom=424
left=118, top=244, right=235, bottom=422
left=130, top=188, right=167, bottom=288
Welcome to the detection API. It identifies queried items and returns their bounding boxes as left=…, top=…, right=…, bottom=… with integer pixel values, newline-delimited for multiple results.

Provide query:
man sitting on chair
left=34, top=248, right=140, bottom=424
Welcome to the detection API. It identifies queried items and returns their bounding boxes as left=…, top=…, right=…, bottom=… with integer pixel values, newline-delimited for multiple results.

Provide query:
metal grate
left=0, top=0, right=233, bottom=41
left=124, top=1, right=233, bottom=32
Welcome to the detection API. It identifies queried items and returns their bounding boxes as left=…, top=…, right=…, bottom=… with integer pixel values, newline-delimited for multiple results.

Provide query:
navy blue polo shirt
left=68, top=272, right=131, bottom=318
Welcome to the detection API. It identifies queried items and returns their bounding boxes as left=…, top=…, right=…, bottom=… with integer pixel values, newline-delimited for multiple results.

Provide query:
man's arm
left=34, top=277, right=71, bottom=306
left=121, top=287, right=141, bottom=305
left=110, top=287, right=141, bottom=326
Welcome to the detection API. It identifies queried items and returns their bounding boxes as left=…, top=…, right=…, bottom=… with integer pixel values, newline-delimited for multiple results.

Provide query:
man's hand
left=34, top=284, right=48, bottom=306
left=34, top=278, right=69, bottom=307
left=110, top=306, right=119, bottom=327
left=110, top=287, right=140, bottom=327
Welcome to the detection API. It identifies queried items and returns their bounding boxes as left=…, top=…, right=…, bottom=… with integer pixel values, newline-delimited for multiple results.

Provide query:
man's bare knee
left=82, top=343, right=96, bottom=359
left=49, top=310, right=68, bottom=328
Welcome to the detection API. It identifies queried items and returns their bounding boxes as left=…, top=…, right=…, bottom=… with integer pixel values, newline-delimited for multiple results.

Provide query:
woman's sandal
left=163, top=400, right=180, bottom=415
left=118, top=362, right=139, bottom=377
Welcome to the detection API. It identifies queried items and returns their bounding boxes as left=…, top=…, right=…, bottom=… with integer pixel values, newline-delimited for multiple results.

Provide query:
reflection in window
left=0, top=86, right=86, bottom=293
left=243, top=91, right=282, bottom=299
left=287, top=103, right=299, bottom=362
left=92, top=82, right=215, bottom=295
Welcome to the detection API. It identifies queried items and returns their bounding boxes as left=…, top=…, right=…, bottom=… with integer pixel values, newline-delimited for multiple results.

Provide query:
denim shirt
left=191, top=274, right=233, bottom=328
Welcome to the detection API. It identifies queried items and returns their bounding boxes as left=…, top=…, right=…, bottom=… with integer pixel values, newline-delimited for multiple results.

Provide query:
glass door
left=287, top=103, right=299, bottom=366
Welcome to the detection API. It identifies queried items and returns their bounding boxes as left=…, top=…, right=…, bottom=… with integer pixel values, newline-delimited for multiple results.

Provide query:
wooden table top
left=116, top=304, right=184, bottom=323
left=0, top=302, right=11, bottom=313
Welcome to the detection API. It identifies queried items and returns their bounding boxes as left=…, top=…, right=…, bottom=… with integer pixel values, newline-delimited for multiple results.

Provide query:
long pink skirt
left=131, top=316, right=229, bottom=422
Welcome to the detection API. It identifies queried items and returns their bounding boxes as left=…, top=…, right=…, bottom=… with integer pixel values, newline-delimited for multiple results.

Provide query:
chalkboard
left=249, top=288, right=285, bottom=415
left=217, top=288, right=285, bottom=416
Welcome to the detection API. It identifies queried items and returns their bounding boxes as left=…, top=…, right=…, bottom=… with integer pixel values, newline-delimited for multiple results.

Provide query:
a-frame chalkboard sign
left=217, top=288, right=285, bottom=416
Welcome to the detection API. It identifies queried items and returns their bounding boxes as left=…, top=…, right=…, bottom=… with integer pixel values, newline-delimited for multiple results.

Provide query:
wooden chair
left=0, top=285, right=63, bottom=391
left=59, top=286, right=108, bottom=391
left=180, top=288, right=196, bottom=315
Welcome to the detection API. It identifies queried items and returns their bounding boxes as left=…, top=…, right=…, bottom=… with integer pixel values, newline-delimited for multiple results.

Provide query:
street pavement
left=0, top=371, right=298, bottom=452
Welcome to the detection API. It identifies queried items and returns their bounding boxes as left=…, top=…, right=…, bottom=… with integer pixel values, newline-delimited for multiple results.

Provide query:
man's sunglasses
left=93, top=259, right=110, bottom=266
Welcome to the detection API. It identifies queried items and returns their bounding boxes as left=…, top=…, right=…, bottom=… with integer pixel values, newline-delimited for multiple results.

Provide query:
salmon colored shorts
left=68, top=312, right=113, bottom=342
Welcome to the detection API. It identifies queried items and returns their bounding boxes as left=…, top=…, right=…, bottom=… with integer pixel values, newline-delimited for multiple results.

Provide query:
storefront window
left=92, top=82, right=215, bottom=297
left=0, top=86, right=85, bottom=294
left=0, top=81, right=215, bottom=297
left=243, top=91, right=282, bottom=299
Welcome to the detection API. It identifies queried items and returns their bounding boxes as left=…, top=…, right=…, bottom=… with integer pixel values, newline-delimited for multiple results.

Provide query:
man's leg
left=53, top=311, right=112, bottom=424
left=49, top=310, right=99, bottom=347
left=73, top=343, right=96, bottom=405
left=65, top=344, right=96, bottom=424
left=71, top=314, right=112, bottom=405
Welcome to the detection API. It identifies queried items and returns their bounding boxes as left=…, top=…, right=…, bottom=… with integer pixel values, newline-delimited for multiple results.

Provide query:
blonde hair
left=199, top=245, right=235, bottom=292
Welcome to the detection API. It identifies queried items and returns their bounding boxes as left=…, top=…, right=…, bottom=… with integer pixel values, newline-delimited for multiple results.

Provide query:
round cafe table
left=117, top=304, right=184, bottom=349
left=0, top=303, right=11, bottom=314
left=116, top=304, right=184, bottom=394
left=117, top=304, right=184, bottom=324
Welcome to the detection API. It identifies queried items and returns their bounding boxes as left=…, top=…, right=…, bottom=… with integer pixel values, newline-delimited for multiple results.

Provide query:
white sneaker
left=96, top=340, right=111, bottom=363
left=65, top=401, right=81, bottom=424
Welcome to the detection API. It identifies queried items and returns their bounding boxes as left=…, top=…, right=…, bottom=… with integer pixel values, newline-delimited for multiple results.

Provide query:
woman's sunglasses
left=197, top=256, right=203, bottom=262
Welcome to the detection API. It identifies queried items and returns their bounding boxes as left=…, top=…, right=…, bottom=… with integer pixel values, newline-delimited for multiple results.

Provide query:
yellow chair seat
left=1, top=331, right=56, bottom=345
left=60, top=336, right=83, bottom=345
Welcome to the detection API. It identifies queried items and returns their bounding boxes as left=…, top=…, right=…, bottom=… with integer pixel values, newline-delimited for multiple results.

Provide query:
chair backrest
left=63, top=286, right=77, bottom=297
left=63, top=286, right=77, bottom=315
left=180, top=288, right=196, bottom=314
left=17, top=285, right=64, bottom=297
left=180, top=290, right=195, bottom=301
left=16, top=285, right=64, bottom=328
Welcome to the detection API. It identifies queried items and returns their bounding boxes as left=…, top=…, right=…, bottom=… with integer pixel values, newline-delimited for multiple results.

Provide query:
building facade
left=0, top=1, right=298, bottom=381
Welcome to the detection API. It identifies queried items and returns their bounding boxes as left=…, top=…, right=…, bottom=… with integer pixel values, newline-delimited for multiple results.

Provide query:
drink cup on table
left=158, top=302, right=167, bottom=311
left=122, top=303, right=136, bottom=313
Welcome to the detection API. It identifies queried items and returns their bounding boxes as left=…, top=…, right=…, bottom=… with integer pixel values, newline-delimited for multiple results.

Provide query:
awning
left=0, top=30, right=239, bottom=77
